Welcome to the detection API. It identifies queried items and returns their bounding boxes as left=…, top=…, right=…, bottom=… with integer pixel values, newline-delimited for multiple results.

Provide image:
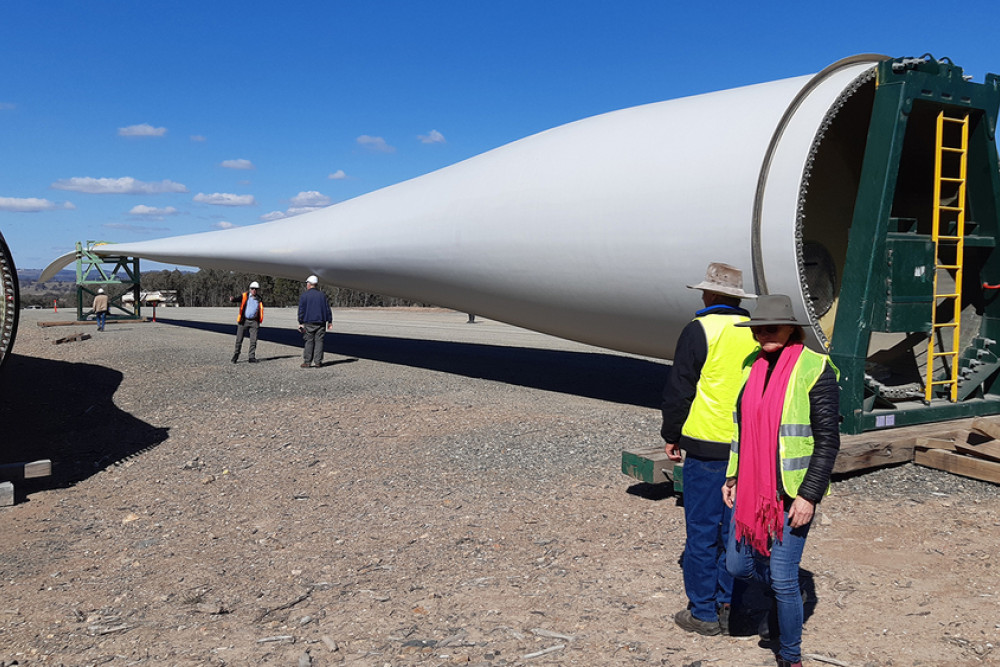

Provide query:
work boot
left=776, top=658, right=802, bottom=667
left=718, top=603, right=731, bottom=636
left=673, top=609, right=721, bottom=636
left=759, top=596, right=779, bottom=641
left=248, top=358, right=258, bottom=363
left=231, top=354, right=239, bottom=364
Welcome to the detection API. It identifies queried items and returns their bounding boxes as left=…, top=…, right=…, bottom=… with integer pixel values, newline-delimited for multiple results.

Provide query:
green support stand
left=74, top=241, right=142, bottom=323
left=831, top=57, right=1000, bottom=433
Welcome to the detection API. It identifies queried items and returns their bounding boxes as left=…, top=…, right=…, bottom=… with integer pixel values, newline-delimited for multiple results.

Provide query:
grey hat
left=735, top=294, right=810, bottom=327
left=686, top=262, right=756, bottom=299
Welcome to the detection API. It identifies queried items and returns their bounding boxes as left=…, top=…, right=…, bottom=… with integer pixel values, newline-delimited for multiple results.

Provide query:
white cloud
left=190, top=135, right=207, bottom=142
left=103, top=222, right=169, bottom=233
left=129, top=205, right=179, bottom=218
left=284, top=207, right=318, bottom=216
left=289, top=191, right=331, bottom=208
left=193, top=192, right=256, bottom=206
left=52, top=177, right=188, bottom=195
left=260, top=190, right=333, bottom=222
left=0, top=197, right=74, bottom=212
left=328, top=169, right=347, bottom=180
left=118, top=123, right=167, bottom=137
left=357, top=134, right=395, bottom=153
left=221, top=159, right=255, bottom=170
left=258, top=190, right=332, bottom=221
left=418, top=129, right=446, bottom=144
left=213, top=221, right=237, bottom=230
left=0, top=102, right=15, bottom=111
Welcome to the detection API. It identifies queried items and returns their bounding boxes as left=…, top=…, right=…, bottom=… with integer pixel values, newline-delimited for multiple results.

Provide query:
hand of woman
left=788, top=496, right=815, bottom=528
left=721, top=479, right=736, bottom=509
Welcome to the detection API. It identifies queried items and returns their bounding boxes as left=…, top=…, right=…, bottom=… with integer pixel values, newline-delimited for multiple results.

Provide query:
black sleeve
left=660, top=321, right=707, bottom=443
left=796, top=365, right=841, bottom=503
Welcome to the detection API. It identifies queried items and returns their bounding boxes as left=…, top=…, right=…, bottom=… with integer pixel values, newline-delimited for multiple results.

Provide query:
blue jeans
left=727, top=507, right=810, bottom=663
left=681, top=455, right=735, bottom=623
left=96, top=312, right=106, bottom=331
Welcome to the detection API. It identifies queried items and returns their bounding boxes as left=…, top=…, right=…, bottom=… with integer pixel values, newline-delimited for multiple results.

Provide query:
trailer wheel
left=0, top=230, right=19, bottom=368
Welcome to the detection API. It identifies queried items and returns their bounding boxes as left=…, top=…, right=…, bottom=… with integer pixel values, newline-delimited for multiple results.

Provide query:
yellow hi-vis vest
left=680, top=312, right=760, bottom=445
left=726, top=347, right=839, bottom=498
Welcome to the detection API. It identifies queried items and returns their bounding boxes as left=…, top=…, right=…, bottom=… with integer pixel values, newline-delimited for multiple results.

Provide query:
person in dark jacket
left=722, top=294, right=840, bottom=667
left=231, top=281, right=263, bottom=363
left=297, top=275, right=332, bottom=368
left=661, top=262, right=759, bottom=636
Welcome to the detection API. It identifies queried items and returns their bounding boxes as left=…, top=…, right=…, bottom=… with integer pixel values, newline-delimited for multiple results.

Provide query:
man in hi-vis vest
left=661, top=262, right=758, bottom=636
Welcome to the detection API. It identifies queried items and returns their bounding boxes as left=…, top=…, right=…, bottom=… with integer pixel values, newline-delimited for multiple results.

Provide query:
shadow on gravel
left=0, top=353, right=169, bottom=498
left=626, top=482, right=678, bottom=502
left=157, top=317, right=669, bottom=408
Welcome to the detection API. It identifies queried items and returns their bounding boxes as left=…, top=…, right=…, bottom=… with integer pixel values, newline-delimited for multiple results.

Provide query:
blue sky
left=2, top=1, right=998, bottom=270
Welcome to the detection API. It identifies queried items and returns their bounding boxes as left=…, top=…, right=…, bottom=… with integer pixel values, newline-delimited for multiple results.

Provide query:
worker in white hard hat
left=92, top=287, right=109, bottom=331
left=297, top=275, right=332, bottom=368
left=231, top=280, right=264, bottom=363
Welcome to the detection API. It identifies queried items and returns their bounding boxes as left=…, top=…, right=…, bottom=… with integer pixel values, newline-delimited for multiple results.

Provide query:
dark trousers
left=302, top=322, right=325, bottom=366
left=234, top=320, right=259, bottom=360
left=681, top=454, right=736, bottom=622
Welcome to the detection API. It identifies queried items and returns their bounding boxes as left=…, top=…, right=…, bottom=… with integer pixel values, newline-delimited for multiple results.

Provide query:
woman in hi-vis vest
left=722, top=294, right=841, bottom=667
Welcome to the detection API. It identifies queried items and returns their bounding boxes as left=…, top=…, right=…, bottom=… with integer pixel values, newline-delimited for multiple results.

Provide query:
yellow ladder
left=925, top=111, right=969, bottom=402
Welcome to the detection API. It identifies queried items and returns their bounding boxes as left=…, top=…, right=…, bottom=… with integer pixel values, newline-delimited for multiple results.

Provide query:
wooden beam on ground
left=0, top=459, right=52, bottom=481
left=37, top=319, right=147, bottom=328
left=53, top=332, right=92, bottom=345
left=834, top=437, right=916, bottom=474
left=954, top=439, right=1000, bottom=463
left=914, top=436, right=960, bottom=452
left=621, top=447, right=675, bottom=485
left=834, top=418, right=977, bottom=474
left=913, top=448, right=1000, bottom=484
left=970, top=416, right=1000, bottom=441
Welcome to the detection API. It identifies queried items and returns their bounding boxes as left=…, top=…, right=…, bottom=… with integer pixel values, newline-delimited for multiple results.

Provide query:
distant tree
left=138, top=268, right=430, bottom=308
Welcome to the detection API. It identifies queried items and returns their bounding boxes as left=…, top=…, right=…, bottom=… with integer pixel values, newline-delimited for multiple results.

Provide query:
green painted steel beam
left=863, top=396, right=1000, bottom=430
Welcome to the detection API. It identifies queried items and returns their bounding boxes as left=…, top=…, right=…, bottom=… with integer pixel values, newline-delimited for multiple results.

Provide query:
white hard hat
left=306, top=275, right=319, bottom=284
left=249, top=281, right=260, bottom=289
left=97, top=288, right=104, bottom=294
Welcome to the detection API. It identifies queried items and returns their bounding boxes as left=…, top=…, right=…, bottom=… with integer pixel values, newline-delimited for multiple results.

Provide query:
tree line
left=21, top=268, right=427, bottom=309
left=140, top=268, right=426, bottom=308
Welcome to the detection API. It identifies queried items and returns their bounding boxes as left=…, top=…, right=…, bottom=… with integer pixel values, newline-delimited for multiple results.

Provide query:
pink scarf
left=733, top=342, right=804, bottom=556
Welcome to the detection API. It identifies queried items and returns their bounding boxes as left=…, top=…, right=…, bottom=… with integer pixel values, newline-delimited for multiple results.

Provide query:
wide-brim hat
left=686, top=262, right=756, bottom=299
left=735, top=294, right=810, bottom=327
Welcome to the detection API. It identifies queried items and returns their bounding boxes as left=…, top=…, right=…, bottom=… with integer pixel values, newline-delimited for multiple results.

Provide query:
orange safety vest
left=238, top=292, right=263, bottom=324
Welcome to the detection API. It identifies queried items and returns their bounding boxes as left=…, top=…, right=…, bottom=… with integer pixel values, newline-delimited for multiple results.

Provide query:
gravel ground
left=1, top=307, right=998, bottom=666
